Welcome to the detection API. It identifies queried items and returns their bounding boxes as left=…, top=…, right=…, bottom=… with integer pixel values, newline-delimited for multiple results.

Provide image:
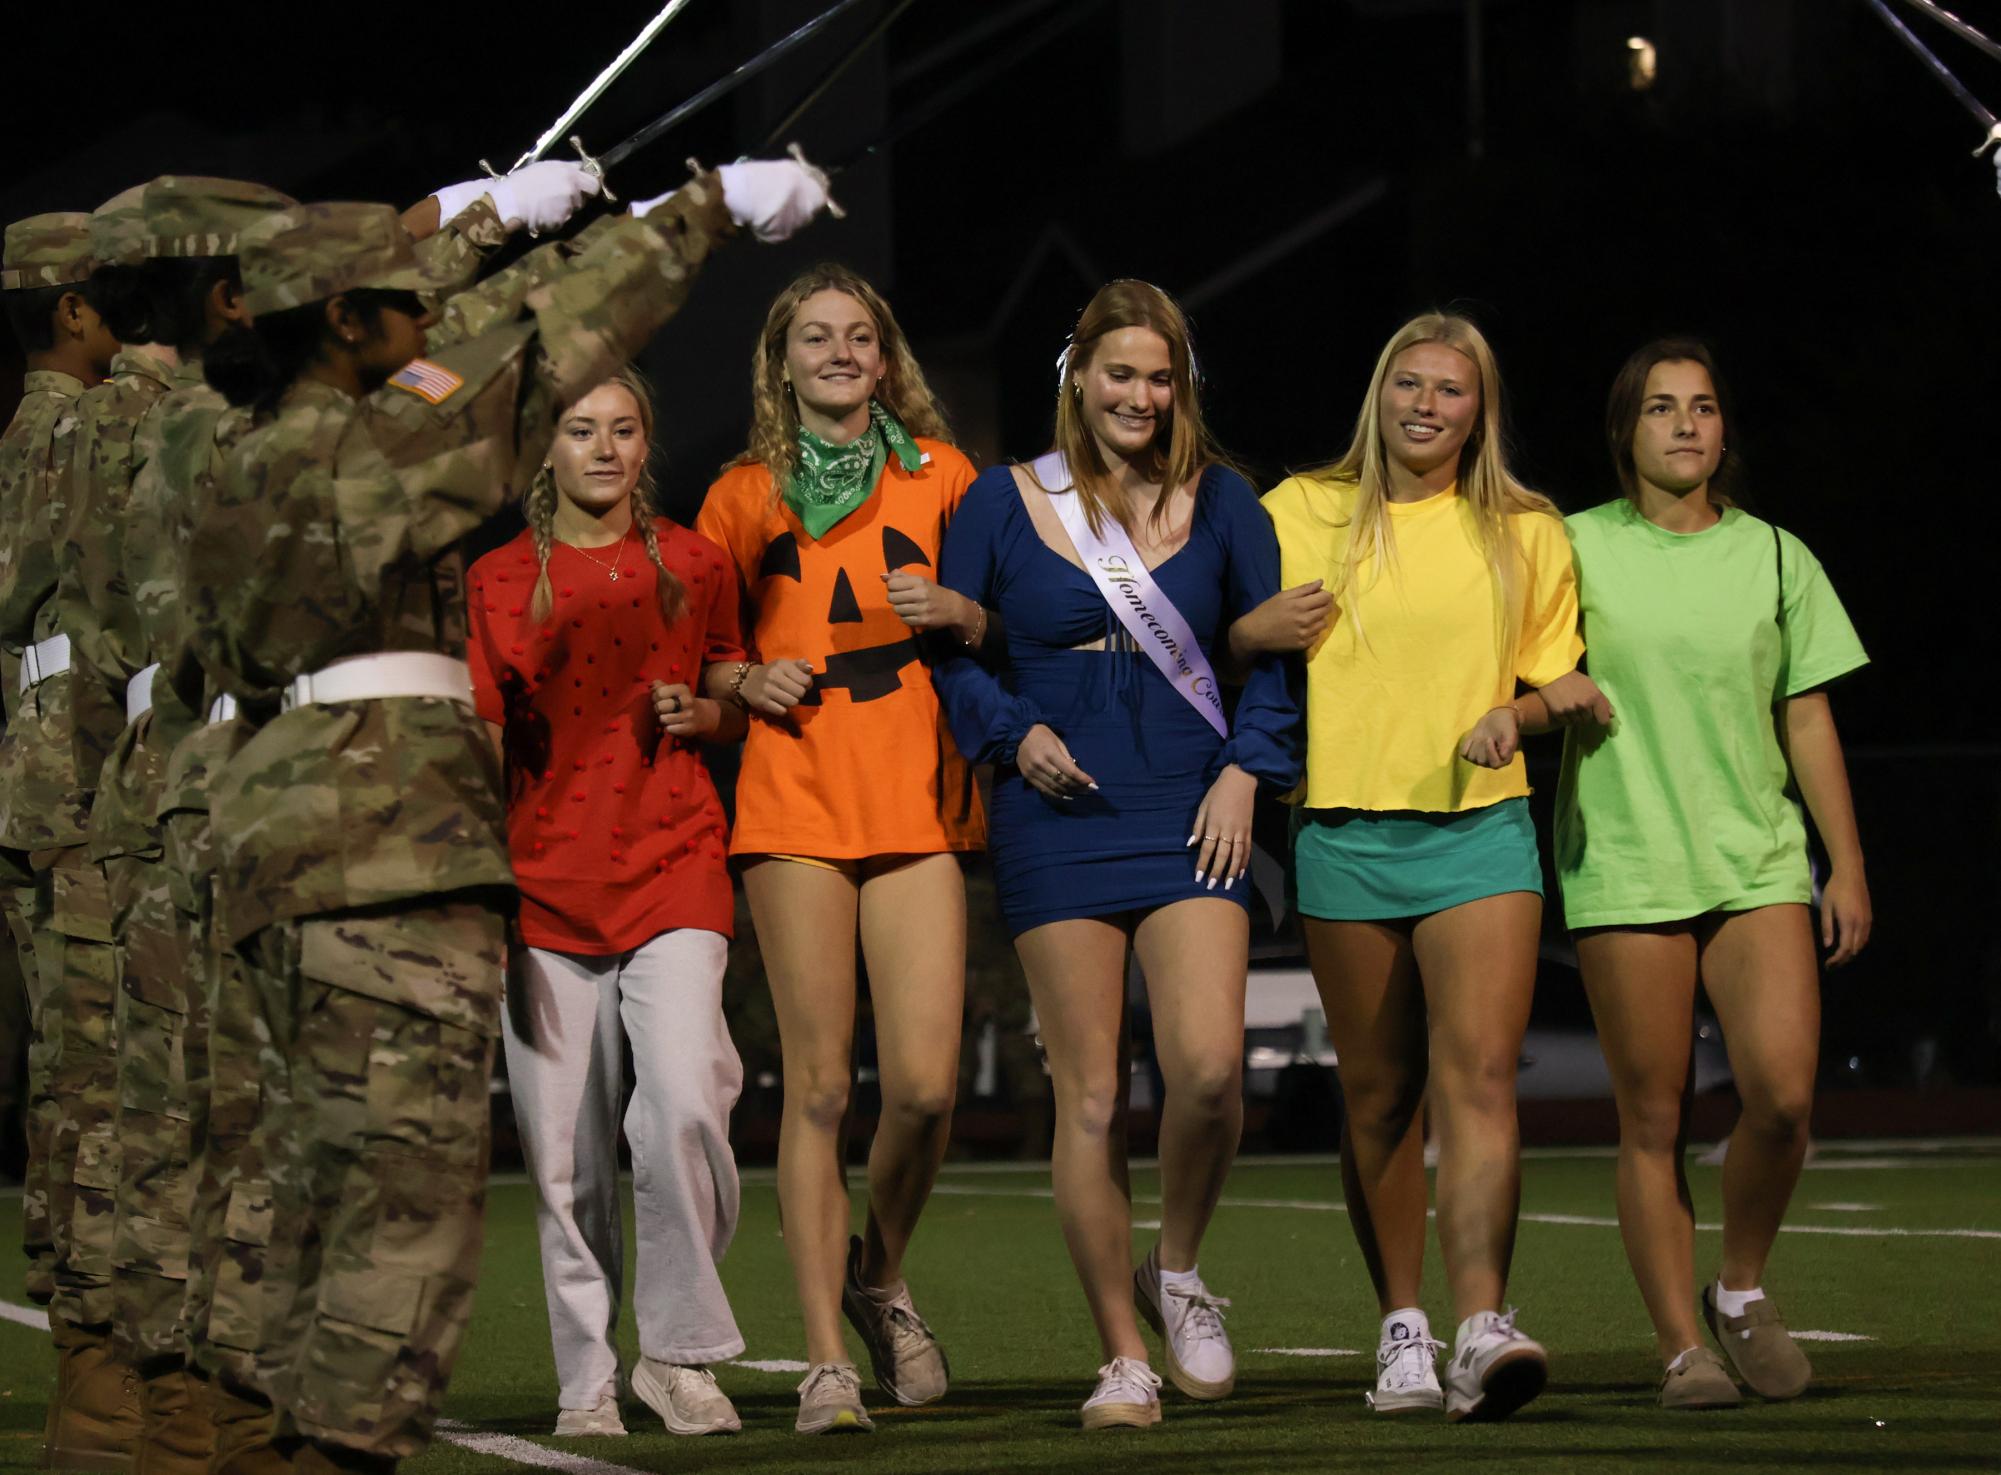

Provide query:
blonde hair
left=1311, top=312, right=1555, bottom=653
left=729, top=264, right=951, bottom=492
left=527, top=366, right=686, bottom=625
left=1037, top=280, right=1231, bottom=536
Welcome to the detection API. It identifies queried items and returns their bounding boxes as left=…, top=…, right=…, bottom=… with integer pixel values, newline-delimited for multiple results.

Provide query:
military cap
left=1, top=212, right=96, bottom=291
left=140, top=176, right=299, bottom=259
left=240, top=201, right=461, bottom=317
left=90, top=184, right=152, bottom=268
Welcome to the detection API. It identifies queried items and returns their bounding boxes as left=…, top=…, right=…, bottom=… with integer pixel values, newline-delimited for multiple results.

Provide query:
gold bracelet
left=726, top=660, right=754, bottom=709
left=961, top=603, right=988, bottom=649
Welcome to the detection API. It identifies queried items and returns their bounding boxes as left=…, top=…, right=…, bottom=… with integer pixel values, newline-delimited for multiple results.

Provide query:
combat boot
left=207, top=1377, right=287, bottom=1475
left=44, top=1326, right=142, bottom=1470
left=133, top=1364, right=219, bottom=1475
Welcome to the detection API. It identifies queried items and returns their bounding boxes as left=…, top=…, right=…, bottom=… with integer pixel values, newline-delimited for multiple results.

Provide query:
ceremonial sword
left=1864, top=0, right=2001, bottom=171
left=1887, top=0, right=2001, bottom=66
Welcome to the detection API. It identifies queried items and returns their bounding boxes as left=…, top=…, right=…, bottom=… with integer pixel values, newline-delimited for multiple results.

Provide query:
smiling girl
left=467, top=368, right=751, bottom=1439
left=1246, top=312, right=1595, bottom=1421
left=1552, top=338, right=1869, bottom=1408
left=932, top=280, right=1299, bottom=1430
left=694, top=265, right=983, bottom=1435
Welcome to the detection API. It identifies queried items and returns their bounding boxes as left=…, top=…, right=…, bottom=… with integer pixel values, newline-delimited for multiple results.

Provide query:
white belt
left=207, top=694, right=238, bottom=724
left=283, top=652, right=473, bottom=712
left=19, top=633, right=70, bottom=692
left=125, top=662, right=161, bottom=725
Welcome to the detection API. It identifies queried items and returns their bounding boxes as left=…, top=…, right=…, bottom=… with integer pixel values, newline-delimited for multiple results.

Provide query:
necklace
left=564, top=526, right=632, bottom=582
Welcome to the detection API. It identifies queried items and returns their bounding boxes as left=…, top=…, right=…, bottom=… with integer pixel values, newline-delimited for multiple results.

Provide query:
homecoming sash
left=1030, top=452, right=1228, bottom=738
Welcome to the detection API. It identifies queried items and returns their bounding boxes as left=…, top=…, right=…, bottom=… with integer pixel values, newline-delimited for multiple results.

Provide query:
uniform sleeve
left=410, top=196, right=509, bottom=312
left=1776, top=528, right=1868, bottom=697
left=426, top=212, right=622, bottom=351
left=1514, top=510, right=1586, bottom=688
left=57, top=386, right=148, bottom=786
left=337, top=188, right=738, bottom=598
left=1211, top=470, right=1303, bottom=789
left=465, top=555, right=506, bottom=726
left=931, top=468, right=1044, bottom=766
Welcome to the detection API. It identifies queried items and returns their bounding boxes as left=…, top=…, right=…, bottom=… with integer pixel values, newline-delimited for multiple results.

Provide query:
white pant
left=502, top=930, right=746, bottom=1408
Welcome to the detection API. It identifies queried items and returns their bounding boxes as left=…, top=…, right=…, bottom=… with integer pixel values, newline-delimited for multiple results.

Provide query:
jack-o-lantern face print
left=757, top=524, right=931, bottom=703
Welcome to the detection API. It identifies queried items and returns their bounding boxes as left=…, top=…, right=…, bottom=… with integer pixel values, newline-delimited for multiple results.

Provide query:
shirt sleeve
left=1514, top=510, right=1586, bottom=688
left=1776, top=528, right=1868, bottom=697
left=691, top=531, right=748, bottom=668
left=693, top=473, right=768, bottom=664
left=1210, top=470, right=1303, bottom=789
left=465, top=554, right=506, bottom=726
left=930, top=467, right=1044, bottom=766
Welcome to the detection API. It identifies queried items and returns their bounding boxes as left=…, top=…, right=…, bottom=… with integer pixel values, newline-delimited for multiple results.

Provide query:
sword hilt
left=571, top=136, right=619, bottom=204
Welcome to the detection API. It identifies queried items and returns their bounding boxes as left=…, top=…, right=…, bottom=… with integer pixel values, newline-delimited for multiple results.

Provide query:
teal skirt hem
left=1295, top=798, right=1542, bottom=921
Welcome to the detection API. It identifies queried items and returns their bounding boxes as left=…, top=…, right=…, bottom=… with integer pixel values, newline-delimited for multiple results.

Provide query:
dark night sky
left=6, top=0, right=1999, bottom=1077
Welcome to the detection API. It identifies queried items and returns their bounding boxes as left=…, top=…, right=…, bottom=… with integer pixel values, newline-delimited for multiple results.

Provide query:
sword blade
left=1867, top=0, right=2000, bottom=131
left=1889, top=0, right=2001, bottom=66
left=513, top=0, right=703, bottom=170
left=600, top=0, right=875, bottom=172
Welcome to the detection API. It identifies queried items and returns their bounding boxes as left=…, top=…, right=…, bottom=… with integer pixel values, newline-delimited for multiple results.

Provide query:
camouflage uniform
left=0, top=215, right=99, bottom=1322
left=190, top=182, right=734, bottom=1463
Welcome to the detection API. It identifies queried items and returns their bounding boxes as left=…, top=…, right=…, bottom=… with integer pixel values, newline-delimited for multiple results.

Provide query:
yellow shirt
left=1262, top=475, right=1582, bottom=813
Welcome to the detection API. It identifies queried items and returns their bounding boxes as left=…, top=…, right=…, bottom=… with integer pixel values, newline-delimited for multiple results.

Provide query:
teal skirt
left=1295, top=798, right=1543, bottom=921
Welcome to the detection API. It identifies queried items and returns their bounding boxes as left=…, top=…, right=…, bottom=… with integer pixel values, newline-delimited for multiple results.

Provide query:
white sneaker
left=1080, top=1355, right=1163, bottom=1430
left=631, top=1358, right=741, bottom=1435
left=1444, top=1308, right=1548, bottom=1422
left=794, top=1360, right=873, bottom=1435
left=1133, top=1249, right=1235, bottom=1399
left=842, top=1235, right=950, bottom=1404
left=1367, top=1313, right=1444, bottom=1414
left=551, top=1392, right=626, bottom=1437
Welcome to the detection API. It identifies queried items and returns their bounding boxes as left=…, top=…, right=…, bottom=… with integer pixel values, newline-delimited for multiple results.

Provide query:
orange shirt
left=697, top=439, right=985, bottom=859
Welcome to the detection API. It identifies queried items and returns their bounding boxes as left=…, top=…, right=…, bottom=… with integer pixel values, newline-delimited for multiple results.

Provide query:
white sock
left=1158, top=1262, right=1201, bottom=1289
left=1713, top=1280, right=1764, bottom=1318
left=1380, top=1307, right=1430, bottom=1344
left=1665, top=1345, right=1701, bottom=1374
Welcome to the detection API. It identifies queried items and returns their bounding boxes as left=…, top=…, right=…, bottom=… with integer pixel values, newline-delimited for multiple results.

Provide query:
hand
left=1537, top=669, right=1614, bottom=727
left=1016, top=724, right=1096, bottom=801
left=1237, top=580, right=1334, bottom=653
left=1459, top=705, right=1521, bottom=769
left=717, top=156, right=834, bottom=242
left=486, top=160, right=601, bottom=233
left=740, top=658, right=815, bottom=715
left=651, top=681, right=718, bottom=739
left=1189, top=764, right=1256, bottom=889
left=881, top=570, right=967, bottom=631
left=1820, top=868, right=1872, bottom=966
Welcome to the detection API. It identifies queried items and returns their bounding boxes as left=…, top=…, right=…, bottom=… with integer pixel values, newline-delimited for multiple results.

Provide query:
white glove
left=485, top=161, right=601, bottom=233
left=717, top=157, right=834, bottom=243
left=428, top=177, right=493, bottom=225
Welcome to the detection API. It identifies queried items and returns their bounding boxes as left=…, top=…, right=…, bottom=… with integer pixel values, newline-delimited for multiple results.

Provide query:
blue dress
left=932, top=464, right=1302, bottom=935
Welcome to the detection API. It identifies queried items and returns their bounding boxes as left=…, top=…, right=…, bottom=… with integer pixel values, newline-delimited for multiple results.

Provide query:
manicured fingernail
left=1207, top=877, right=1217, bottom=891
left=1193, top=870, right=1205, bottom=883
left=1186, top=835, right=1197, bottom=847
left=1088, top=782, right=1099, bottom=790
left=1224, top=877, right=1234, bottom=890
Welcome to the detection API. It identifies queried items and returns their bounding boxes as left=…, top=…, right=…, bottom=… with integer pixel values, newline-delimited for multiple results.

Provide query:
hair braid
left=629, top=494, right=687, bottom=625
left=526, top=467, right=559, bottom=623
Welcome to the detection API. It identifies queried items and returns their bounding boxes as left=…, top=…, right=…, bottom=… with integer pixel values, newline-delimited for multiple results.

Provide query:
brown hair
left=1605, top=336, right=1741, bottom=506
left=729, top=263, right=951, bottom=492
left=1306, top=311, right=1556, bottom=654
left=527, top=366, right=686, bottom=625
left=1035, top=279, right=1232, bottom=536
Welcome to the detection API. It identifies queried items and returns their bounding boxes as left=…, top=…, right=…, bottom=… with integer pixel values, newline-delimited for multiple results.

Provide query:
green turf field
left=3, top=1142, right=1997, bottom=1472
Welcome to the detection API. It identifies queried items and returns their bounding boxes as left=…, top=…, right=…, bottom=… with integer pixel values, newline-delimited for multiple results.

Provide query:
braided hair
left=528, top=365, right=686, bottom=625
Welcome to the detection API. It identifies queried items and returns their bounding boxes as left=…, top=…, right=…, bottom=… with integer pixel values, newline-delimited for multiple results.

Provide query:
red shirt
left=467, top=522, right=746, bottom=953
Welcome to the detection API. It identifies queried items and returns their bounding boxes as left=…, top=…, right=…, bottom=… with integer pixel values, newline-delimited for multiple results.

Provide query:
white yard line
left=729, top=1358, right=809, bottom=1374
left=1254, top=1347, right=1361, bottom=1357
left=0, top=1298, right=49, bottom=1331
left=1792, top=1331, right=1875, bottom=1342
left=433, top=1421, right=652, bottom=1475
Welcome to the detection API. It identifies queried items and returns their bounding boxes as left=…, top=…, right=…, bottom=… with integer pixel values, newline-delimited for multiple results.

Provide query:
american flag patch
left=387, top=358, right=465, bottom=405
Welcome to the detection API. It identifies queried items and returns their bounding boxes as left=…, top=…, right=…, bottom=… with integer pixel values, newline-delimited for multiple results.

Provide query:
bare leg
left=1015, top=917, right=1146, bottom=1361
left=1577, top=924, right=1703, bottom=1363
left=1698, top=904, right=1820, bottom=1292
left=743, top=859, right=861, bottom=1367
left=1133, top=899, right=1249, bottom=1272
left=1303, top=917, right=1427, bottom=1314
left=855, top=855, right=967, bottom=1290
left=1411, top=891, right=1540, bottom=1321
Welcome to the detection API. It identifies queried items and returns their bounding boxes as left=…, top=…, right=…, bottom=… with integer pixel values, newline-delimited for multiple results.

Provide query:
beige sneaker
left=1133, top=1246, right=1236, bottom=1399
left=794, top=1361, right=873, bottom=1435
left=552, top=1393, right=627, bottom=1437
left=1081, top=1356, right=1163, bottom=1430
left=631, top=1358, right=741, bottom=1435
left=842, top=1235, right=949, bottom=1404
left=1658, top=1346, right=1742, bottom=1410
left=1703, top=1285, right=1811, bottom=1399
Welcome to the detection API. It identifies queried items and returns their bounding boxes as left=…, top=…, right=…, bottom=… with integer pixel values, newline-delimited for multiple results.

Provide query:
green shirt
left=1554, top=500, right=1867, bottom=928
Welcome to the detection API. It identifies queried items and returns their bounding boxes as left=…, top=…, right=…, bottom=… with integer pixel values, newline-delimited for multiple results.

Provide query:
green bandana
left=783, top=400, right=923, bottom=539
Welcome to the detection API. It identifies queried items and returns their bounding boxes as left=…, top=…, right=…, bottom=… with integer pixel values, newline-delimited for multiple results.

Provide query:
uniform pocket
left=297, top=903, right=504, bottom=1038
